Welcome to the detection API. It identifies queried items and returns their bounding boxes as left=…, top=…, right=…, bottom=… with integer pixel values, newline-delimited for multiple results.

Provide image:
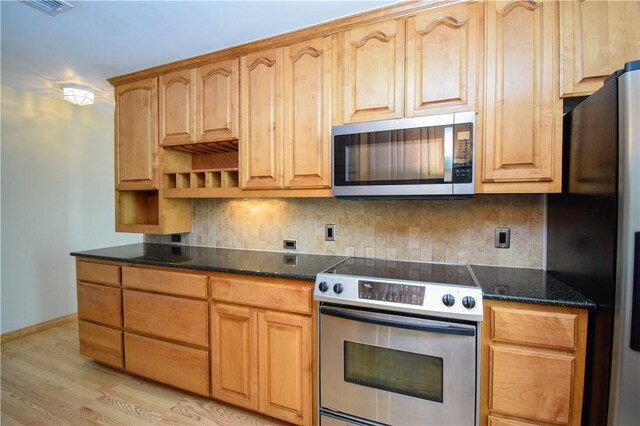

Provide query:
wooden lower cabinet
left=211, top=302, right=313, bottom=426
left=78, top=320, right=123, bottom=369
left=481, top=300, right=588, bottom=426
left=211, top=274, right=315, bottom=426
left=119, top=267, right=211, bottom=397
left=488, top=416, right=540, bottom=426
left=77, top=282, right=122, bottom=328
left=76, top=261, right=315, bottom=425
left=211, top=303, right=258, bottom=410
left=258, top=310, right=312, bottom=425
left=77, top=261, right=120, bottom=286
left=76, top=260, right=124, bottom=368
left=124, top=333, right=209, bottom=396
left=123, top=289, right=208, bottom=347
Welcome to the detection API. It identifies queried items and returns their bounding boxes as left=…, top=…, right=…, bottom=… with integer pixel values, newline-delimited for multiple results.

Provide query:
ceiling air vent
left=20, top=0, right=73, bottom=16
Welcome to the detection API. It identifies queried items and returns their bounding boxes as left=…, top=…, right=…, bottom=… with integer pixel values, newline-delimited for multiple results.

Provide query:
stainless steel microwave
left=332, top=111, right=475, bottom=198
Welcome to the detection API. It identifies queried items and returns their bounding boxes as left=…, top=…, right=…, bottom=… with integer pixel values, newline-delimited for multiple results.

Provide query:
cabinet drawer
left=78, top=320, right=123, bottom=368
left=77, top=282, right=122, bottom=328
left=123, top=290, right=208, bottom=347
left=124, top=332, right=209, bottom=396
left=122, top=266, right=207, bottom=298
left=211, top=277, right=312, bottom=315
left=489, top=346, right=574, bottom=424
left=488, top=416, right=539, bottom=426
left=490, top=306, right=577, bottom=350
left=77, top=261, right=120, bottom=287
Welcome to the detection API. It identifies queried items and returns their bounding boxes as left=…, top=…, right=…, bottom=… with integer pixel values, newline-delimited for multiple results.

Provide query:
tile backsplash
left=146, top=195, right=544, bottom=268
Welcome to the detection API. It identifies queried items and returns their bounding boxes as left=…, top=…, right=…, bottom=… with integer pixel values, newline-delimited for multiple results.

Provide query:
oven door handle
left=320, top=306, right=476, bottom=336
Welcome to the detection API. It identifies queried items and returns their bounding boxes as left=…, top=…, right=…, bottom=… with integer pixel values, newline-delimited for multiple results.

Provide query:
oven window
left=343, top=341, right=443, bottom=403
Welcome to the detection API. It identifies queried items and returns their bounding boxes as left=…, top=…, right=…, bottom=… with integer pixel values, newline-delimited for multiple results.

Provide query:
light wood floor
left=1, top=320, right=287, bottom=425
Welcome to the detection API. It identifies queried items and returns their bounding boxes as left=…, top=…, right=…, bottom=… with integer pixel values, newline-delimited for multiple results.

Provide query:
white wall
left=1, top=87, right=141, bottom=334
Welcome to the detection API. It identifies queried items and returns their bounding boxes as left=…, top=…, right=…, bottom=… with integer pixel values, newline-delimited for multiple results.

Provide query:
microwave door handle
left=443, top=126, right=454, bottom=182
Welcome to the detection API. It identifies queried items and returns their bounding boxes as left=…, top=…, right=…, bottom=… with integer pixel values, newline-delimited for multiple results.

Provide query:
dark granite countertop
left=470, top=264, right=596, bottom=309
left=71, top=244, right=595, bottom=308
left=71, top=243, right=347, bottom=281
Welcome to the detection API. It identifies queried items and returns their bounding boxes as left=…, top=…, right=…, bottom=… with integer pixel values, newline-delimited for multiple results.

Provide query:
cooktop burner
left=325, top=257, right=478, bottom=287
left=315, top=258, right=483, bottom=321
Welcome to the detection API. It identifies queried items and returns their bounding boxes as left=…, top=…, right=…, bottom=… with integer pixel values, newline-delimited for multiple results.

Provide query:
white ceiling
left=1, top=0, right=394, bottom=105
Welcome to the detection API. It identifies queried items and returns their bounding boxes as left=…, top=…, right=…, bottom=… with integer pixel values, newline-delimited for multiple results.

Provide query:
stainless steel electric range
left=314, top=257, right=483, bottom=426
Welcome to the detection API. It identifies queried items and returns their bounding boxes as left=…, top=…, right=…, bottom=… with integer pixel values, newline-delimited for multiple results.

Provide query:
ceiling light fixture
left=63, top=86, right=94, bottom=106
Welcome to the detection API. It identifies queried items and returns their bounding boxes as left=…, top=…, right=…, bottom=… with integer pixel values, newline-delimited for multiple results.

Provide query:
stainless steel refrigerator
left=547, top=60, right=639, bottom=425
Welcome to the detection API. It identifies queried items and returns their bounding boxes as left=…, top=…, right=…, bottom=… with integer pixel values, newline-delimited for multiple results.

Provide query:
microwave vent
left=20, top=0, right=73, bottom=16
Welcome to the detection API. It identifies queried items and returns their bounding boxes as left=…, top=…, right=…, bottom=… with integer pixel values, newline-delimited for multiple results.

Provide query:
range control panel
left=359, top=280, right=425, bottom=306
left=314, top=272, right=484, bottom=322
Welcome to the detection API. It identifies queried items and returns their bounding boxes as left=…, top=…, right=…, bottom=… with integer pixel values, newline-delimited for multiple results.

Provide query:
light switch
left=495, top=227, right=510, bottom=249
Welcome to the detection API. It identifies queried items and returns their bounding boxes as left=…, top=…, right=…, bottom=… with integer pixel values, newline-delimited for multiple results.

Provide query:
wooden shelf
left=116, top=190, right=160, bottom=227
left=164, top=168, right=239, bottom=188
left=164, top=187, right=333, bottom=199
left=162, top=140, right=239, bottom=155
left=163, top=168, right=240, bottom=199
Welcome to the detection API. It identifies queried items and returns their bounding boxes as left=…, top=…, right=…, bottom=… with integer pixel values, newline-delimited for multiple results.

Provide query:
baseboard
left=1, top=313, right=78, bottom=344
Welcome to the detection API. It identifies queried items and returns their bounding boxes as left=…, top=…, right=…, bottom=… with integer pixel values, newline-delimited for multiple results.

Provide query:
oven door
left=320, top=305, right=477, bottom=426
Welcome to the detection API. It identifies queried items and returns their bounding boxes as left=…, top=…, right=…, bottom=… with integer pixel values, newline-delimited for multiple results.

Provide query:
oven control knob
left=318, top=281, right=329, bottom=292
left=462, top=296, right=476, bottom=310
left=333, top=283, right=344, bottom=294
left=442, top=294, right=455, bottom=307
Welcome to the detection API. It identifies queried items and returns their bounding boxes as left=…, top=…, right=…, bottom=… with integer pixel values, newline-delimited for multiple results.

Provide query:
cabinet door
left=258, top=310, right=312, bottom=426
left=406, top=2, right=480, bottom=117
left=283, top=37, right=331, bottom=188
left=159, top=68, right=195, bottom=146
left=480, top=0, right=561, bottom=193
left=341, top=19, right=404, bottom=123
left=560, top=0, right=640, bottom=97
left=196, top=59, right=239, bottom=142
left=115, top=77, right=159, bottom=190
left=210, top=303, right=258, bottom=410
left=240, top=48, right=284, bottom=188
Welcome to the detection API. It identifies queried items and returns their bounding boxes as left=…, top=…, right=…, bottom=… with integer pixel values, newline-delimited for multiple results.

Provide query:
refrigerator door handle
left=630, top=232, right=640, bottom=351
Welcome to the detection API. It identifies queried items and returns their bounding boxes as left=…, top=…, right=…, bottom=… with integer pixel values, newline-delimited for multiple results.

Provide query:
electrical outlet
left=325, top=224, right=336, bottom=241
left=283, top=239, right=297, bottom=250
left=495, top=227, right=511, bottom=249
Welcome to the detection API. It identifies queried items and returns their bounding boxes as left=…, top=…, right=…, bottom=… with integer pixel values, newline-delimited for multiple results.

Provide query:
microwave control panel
left=453, top=124, right=473, bottom=183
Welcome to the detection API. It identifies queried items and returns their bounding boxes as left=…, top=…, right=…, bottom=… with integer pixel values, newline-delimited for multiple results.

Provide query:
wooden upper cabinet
left=196, top=59, right=240, bottom=142
left=240, top=48, right=284, bottom=189
left=406, top=2, right=480, bottom=117
left=340, top=19, right=405, bottom=123
left=115, top=77, right=159, bottom=190
left=560, top=0, right=640, bottom=97
left=480, top=0, right=561, bottom=193
left=159, top=69, right=195, bottom=146
left=283, top=37, right=331, bottom=188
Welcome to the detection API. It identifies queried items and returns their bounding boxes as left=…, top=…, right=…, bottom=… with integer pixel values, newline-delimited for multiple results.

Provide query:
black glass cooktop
left=324, top=257, right=478, bottom=287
